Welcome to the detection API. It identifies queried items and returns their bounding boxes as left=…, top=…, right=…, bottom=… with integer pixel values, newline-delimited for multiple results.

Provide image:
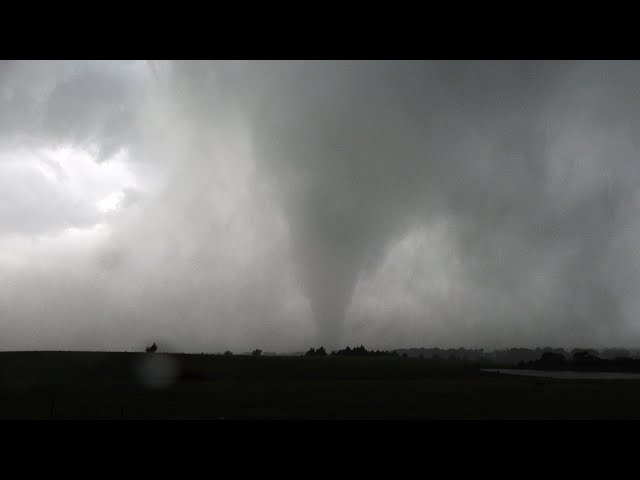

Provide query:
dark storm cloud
left=196, top=60, right=640, bottom=348
left=0, top=60, right=144, bottom=157
left=2, top=60, right=640, bottom=352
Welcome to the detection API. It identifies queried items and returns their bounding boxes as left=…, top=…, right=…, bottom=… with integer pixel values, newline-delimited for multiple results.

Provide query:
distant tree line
left=329, top=346, right=398, bottom=357
left=395, top=347, right=485, bottom=361
left=517, top=349, right=640, bottom=372
left=142, top=342, right=640, bottom=367
left=305, top=347, right=327, bottom=356
left=305, top=345, right=399, bottom=357
left=395, top=347, right=640, bottom=365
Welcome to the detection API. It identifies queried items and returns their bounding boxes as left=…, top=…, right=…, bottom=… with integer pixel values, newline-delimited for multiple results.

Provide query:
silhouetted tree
left=224, top=350, right=233, bottom=357
left=570, top=348, right=599, bottom=360
left=572, top=350, right=599, bottom=363
left=306, top=346, right=328, bottom=356
left=539, top=352, right=566, bottom=366
left=332, top=345, right=398, bottom=357
left=601, top=348, right=631, bottom=360
left=145, top=342, right=157, bottom=353
left=252, top=349, right=262, bottom=357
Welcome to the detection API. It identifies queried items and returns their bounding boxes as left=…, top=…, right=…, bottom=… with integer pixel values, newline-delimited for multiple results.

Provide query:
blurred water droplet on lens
left=136, top=354, right=179, bottom=389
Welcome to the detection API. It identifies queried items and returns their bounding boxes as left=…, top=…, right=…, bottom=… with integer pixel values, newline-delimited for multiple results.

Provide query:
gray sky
left=2, top=60, right=640, bottom=352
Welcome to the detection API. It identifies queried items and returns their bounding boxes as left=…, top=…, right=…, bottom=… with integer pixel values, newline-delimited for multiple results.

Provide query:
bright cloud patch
left=0, top=144, right=137, bottom=237
left=97, top=191, right=125, bottom=213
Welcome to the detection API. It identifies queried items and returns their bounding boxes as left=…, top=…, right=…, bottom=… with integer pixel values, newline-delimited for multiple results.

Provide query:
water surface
left=482, top=369, right=640, bottom=380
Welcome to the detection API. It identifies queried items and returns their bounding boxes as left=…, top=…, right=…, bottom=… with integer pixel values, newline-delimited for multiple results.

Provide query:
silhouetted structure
left=145, top=342, right=157, bottom=353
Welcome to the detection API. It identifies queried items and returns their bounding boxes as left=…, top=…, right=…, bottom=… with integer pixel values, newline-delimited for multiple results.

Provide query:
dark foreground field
left=2, top=352, right=640, bottom=419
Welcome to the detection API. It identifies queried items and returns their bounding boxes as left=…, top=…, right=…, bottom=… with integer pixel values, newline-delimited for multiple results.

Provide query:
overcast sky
left=2, top=60, right=640, bottom=352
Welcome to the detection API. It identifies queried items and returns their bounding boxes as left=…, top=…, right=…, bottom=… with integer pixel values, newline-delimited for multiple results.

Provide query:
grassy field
left=2, top=351, right=640, bottom=419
